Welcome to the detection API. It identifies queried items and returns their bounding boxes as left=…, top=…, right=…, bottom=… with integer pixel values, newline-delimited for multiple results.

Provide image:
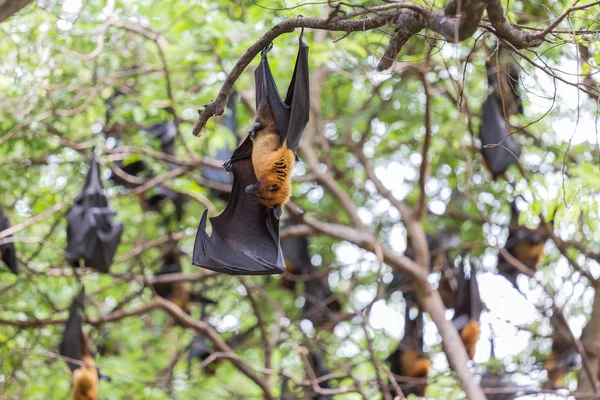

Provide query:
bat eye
left=268, top=184, right=279, bottom=192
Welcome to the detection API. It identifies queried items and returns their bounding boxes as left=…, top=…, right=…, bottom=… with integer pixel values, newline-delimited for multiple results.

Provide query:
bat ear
left=268, top=184, right=279, bottom=192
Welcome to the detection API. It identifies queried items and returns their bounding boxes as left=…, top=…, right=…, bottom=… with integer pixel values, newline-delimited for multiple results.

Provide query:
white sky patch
left=369, top=300, right=403, bottom=339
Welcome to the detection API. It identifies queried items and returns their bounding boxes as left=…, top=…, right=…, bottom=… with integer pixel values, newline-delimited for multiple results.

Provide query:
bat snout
left=245, top=184, right=259, bottom=196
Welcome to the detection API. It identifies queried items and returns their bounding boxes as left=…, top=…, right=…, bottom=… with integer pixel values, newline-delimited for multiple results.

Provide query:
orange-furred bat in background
left=543, top=314, right=577, bottom=389
left=497, top=198, right=546, bottom=288
left=451, top=259, right=484, bottom=360
left=60, top=290, right=102, bottom=400
left=193, top=30, right=309, bottom=275
left=152, top=246, right=215, bottom=314
left=0, top=205, right=19, bottom=274
left=388, top=297, right=431, bottom=397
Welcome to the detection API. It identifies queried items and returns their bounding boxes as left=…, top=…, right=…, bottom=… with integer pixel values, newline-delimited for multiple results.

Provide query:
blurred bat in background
left=0, top=205, right=19, bottom=274
left=66, top=150, right=123, bottom=273
left=193, top=31, right=309, bottom=275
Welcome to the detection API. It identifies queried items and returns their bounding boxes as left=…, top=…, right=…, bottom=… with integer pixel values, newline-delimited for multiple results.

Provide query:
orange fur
left=169, top=282, right=191, bottom=312
left=250, top=131, right=294, bottom=208
left=460, top=320, right=480, bottom=359
left=512, top=241, right=544, bottom=269
left=400, top=351, right=430, bottom=396
left=70, top=354, right=98, bottom=400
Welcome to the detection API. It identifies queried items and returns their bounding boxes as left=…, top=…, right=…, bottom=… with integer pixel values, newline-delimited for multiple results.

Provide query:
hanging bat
left=497, top=198, right=546, bottom=288
left=152, top=246, right=215, bottom=314
left=279, top=223, right=313, bottom=290
left=479, top=94, right=522, bottom=180
left=202, top=93, right=237, bottom=201
left=486, top=42, right=523, bottom=118
left=66, top=150, right=123, bottom=273
left=188, top=323, right=256, bottom=375
left=109, top=160, right=148, bottom=188
left=387, top=233, right=455, bottom=308
left=0, top=205, right=19, bottom=274
left=451, top=260, right=483, bottom=360
left=307, top=348, right=333, bottom=400
left=145, top=121, right=177, bottom=157
left=543, top=314, right=577, bottom=389
left=388, top=297, right=430, bottom=397
left=59, top=290, right=100, bottom=400
left=193, top=31, right=309, bottom=275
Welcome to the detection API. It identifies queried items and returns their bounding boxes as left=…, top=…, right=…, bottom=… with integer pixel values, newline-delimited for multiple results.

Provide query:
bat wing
left=192, top=157, right=285, bottom=275
left=66, top=151, right=123, bottom=272
left=480, top=95, right=521, bottom=177
left=0, top=208, right=19, bottom=274
left=452, top=263, right=483, bottom=330
left=60, top=290, right=85, bottom=372
left=153, top=250, right=182, bottom=299
left=255, top=33, right=310, bottom=154
left=146, top=121, right=177, bottom=155
left=402, top=298, right=424, bottom=351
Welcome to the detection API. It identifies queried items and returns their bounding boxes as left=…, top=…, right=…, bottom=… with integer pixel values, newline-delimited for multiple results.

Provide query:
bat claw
left=223, top=160, right=233, bottom=171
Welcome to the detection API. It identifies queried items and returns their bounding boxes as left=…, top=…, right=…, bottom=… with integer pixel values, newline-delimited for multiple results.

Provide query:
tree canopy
left=1, top=1, right=600, bottom=399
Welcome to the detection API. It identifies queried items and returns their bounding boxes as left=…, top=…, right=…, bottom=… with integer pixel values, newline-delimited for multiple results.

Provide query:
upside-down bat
left=487, top=43, right=523, bottom=118
left=388, top=298, right=430, bottom=397
left=497, top=198, right=546, bottom=288
left=187, top=323, right=256, bottom=375
left=479, top=44, right=522, bottom=180
left=543, top=314, right=577, bottom=389
left=111, top=159, right=185, bottom=221
left=66, top=150, right=123, bottom=273
left=145, top=121, right=177, bottom=158
left=60, top=290, right=101, bottom=400
left=0, top=205, right=19, bottom=274
left=451, top=260, right=483, bottom=360
left=387, top=233, right=455, bottom=308
left=202, top=93, right=237, bottom=201
left=279, top=224, right=341, bottom=327
left=152, top=246, right=215, bottom=314
left=193, top=31, right=309, bottom=275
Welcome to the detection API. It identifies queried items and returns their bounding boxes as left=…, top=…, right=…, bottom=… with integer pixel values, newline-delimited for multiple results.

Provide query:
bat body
left=486, top=43, right=523, bottom=118
left=66, top=150, right=123, bottom=273
left=0, top=206, right=19, bottom=274
left=451, top=261, right=483, bottom=360
left=146, top=121, right=177, bottom=157
left=544, top=314, right=577, bottom=388
left=193, top=32, right=309, bottom=276
left=498, top=200, right=546, bottom=288
left=388, top=299, right=430, bottom=396
left=60, top=291, right=100, bottom=400
left=203, top=93, right=237, bottom=201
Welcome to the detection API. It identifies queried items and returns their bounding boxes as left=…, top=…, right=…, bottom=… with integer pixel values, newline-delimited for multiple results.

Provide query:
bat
left=145, top=121, right=177, bottom=157
left=202, top=93, right=237, bottom=201
left=0, top=205, right=19, bottom=274
left=486, top=43, right=523, bottom=118
left=451, top=260, right=483, bottom=359
left=193, top=31, right=309, bottom=275
left=307, top=349, right=333, bottom=400
left=387, top=297, right=430, bottom=396
left=187, top=323, right=256, bottom=375
left=543, top=314, right=577, bottom=389
left=388, top=233, right=455, bottom=308
left=279, top=224, right=313, bottom=290
left=59, top=290, right=100, bottom=400
left=152, top=246, right=215, bottom=314
left=66, top=150, right=123, bottom=273
left=497, top=198, right=546, bottom=288
left=110, top=159, right=185, bottom=221
left=479, top=94, right=521, bottom=180
left=480, top=369, right=515, bottom=400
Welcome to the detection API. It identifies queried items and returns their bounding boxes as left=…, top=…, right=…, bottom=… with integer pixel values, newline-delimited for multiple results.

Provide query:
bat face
left=66, top=151, right=123, bottom=273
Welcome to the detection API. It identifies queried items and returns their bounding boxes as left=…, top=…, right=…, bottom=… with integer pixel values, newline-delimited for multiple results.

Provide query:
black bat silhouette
left=0, top=206, right=19, bottom=274
left=65, top=150, right=123, bottom=273
left=193, top=31, right=309, bottom=275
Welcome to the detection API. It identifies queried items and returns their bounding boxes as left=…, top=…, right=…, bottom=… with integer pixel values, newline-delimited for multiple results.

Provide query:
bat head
left=244, top=178, right=290, bottom=209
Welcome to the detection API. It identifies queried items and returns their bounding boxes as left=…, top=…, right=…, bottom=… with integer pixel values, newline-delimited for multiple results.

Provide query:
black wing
left=146, top=121, right=177, bottom=156
left=192, top=157, right=285, bottom=275
left=66, top=150, right=123, bottom=273
left=254, top=33, right=310, bottom=154
left=0, top=206, right=19, bottom=274
left=479, top=94, right=521, bottom=178
left=452, top=263, right=483, bottom=331
left=59, top=290, right=85, bottom=372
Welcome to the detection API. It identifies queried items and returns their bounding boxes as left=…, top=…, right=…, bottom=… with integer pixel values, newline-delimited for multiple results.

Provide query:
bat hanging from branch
left=193, top=30, right=310, bottom=275
left=65, top=149, right=123, bottom=273
left=0, top=205, right=19, bottom=274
